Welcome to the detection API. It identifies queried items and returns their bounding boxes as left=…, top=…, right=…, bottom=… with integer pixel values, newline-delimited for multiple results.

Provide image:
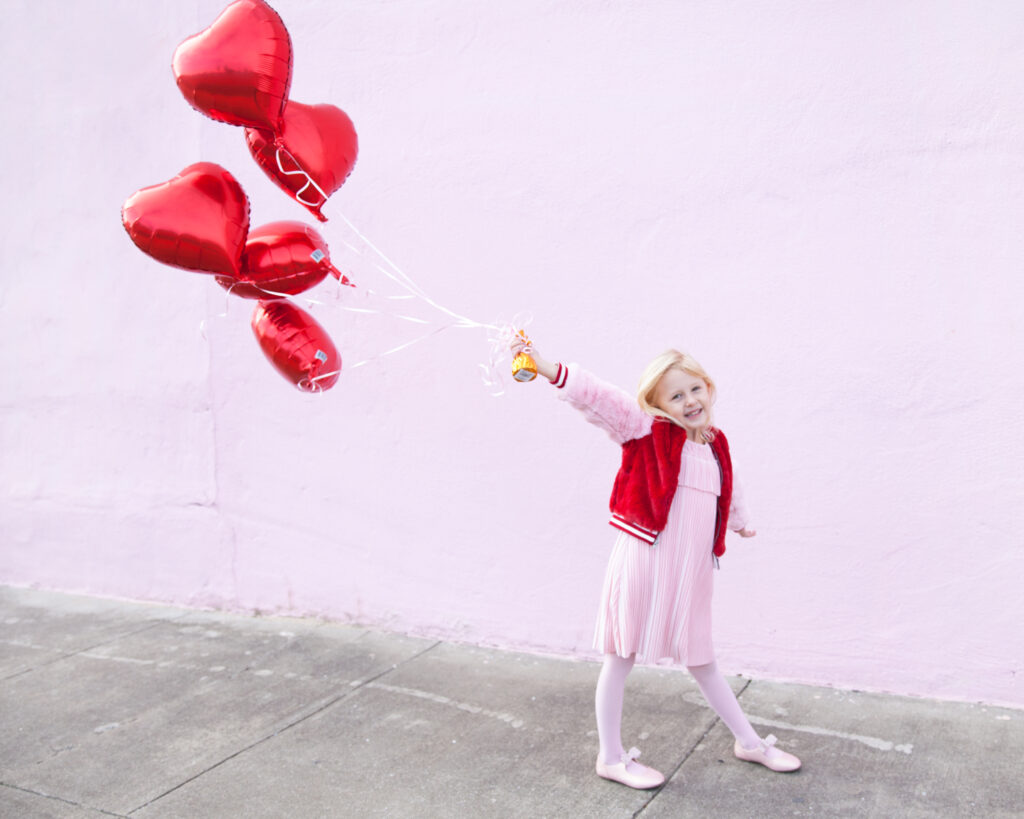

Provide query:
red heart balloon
left=172, top=0, right=292, bottom=133
left=215, top=220, right=349, bottom=299
left=251, top=300, right=340, bottom=392
left=245, top=101, right=358, bottom=222
left=122, top=162, right=250, bottom=276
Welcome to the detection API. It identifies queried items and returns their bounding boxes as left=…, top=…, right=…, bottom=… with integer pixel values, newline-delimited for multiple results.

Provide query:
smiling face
left=653, top=367, right=712, bottom=441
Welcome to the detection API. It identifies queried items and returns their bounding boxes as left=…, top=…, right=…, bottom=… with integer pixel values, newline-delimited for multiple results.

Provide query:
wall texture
left=2, top=1, right=1022, bottom=707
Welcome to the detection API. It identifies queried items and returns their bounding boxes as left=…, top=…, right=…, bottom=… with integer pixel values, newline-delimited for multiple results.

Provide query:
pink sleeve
left=728, top=473, right=752, bottom=531
left=549, top=363, right=652, bottom=444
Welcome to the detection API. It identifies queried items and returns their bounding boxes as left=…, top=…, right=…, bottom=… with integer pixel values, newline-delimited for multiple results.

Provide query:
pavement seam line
left=126, top=691, right=353, bottom=814
left=631, top=714, right=721, bottom=818
left=736, top=678, right=915, bottom=754
left=344, top=638, right=443, bottom=691
left=0, top=781, right=130, bottom=818
left=0, top=618, right=186, bottom=681
left=365, top=681, right=527, bottom=730
left=124, top=639, right=443, bottom=815
left=632, top=678, right=752, bottom=817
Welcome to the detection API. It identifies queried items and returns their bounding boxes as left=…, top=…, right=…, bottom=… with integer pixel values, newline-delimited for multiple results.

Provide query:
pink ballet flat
left=595, top=747, right=665, bottom=789
left=733, top=734, right=801, bottom=772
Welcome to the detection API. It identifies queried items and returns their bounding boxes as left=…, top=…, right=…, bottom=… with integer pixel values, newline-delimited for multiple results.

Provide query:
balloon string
left=275, top=147, right=329, bottom=208
left=478, top=311, right=534, bottom=397
left=200, top=274, right=338, bottom=346
left=334, top=235, right=425, bottom=301
left=333, top=231, right=449, bottom=313
left=328, top=216, right=433, bottom=304
left=268, top=156, right=498, bottom=331
left=199, top=278, right=246, bottom=339
left=329, top=207, right=499, bottom=332
left=316, top=204, right=534, bottom=391
left=341, top=305, right=432, bottom=324
left=341, top=322, right=464, bottom=371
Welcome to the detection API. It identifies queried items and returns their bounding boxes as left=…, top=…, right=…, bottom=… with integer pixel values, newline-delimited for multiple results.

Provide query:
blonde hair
left=636, top=349, right=717, bottom=442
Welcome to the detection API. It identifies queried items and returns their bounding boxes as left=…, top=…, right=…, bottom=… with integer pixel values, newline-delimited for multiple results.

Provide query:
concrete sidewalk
left=0, top=587, right=1020, bottom=818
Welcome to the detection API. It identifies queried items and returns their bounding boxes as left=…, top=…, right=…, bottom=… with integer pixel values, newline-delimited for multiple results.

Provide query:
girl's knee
left=686, top=659, right=718, bottom=677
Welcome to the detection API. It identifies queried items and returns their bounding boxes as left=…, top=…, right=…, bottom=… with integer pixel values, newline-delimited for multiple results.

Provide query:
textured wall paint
left=2, top=1, right=1022, bottom=707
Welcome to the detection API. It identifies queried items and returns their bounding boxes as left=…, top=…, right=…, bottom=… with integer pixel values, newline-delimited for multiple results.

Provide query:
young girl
left=514, top=340, right=801, bottom=789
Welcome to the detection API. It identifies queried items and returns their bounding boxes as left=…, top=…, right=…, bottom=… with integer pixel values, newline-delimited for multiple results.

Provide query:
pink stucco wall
left=2, top=1, right=1022, bottom=707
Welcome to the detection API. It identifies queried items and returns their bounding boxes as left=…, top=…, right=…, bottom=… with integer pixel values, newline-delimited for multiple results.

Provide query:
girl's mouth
left=684, top=407, right=703, bottom=420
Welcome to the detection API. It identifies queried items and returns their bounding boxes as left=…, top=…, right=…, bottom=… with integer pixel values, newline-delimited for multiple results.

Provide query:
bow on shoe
left=733, top=732, right=802, bottom=772
left=596, top=745, right=666, bottom=789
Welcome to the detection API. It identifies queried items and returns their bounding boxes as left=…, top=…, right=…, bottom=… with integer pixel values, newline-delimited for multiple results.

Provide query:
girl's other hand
left=737, top=527, right=757, bottom=538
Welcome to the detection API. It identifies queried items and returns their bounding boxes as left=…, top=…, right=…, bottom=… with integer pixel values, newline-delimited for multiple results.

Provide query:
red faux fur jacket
left=548, top=363, right=746, bottom=557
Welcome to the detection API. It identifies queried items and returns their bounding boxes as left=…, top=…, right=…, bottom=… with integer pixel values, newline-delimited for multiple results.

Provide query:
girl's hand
left=510, top=335, right=558, bottom=381
left=509, top=335, right=531, bottom=356
left=737, top=527, right=757, bottom=538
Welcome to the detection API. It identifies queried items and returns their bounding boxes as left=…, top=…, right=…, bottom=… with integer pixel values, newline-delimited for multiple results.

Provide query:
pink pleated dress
left=593, top=438, right=722, bottom=667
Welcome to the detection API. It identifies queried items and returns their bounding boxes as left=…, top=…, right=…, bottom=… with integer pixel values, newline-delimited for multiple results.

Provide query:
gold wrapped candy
left=512, top=351, right=538, bottom=382
left=511, top=329, right=538, bottom=382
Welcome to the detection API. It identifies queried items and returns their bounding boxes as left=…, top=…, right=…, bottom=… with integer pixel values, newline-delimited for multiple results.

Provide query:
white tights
left=595, top=653, right=636, bottom=764
left=595, top=652, right=762, bottom=764
left=686, top=659, right=762, bottom=750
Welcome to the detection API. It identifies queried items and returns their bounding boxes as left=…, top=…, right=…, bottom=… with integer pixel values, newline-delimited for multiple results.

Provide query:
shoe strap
left=761, top=734, right=778, bottom=750
left=621, top=747, right=642, bottom=764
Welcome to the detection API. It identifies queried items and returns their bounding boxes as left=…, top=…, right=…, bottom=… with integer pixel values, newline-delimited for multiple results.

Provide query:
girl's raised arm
left=527, top=350, right=560, bottom=383
left=513, top=338, right=651, bottom=444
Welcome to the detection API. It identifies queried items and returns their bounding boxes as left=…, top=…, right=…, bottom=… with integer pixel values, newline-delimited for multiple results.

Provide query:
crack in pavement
left=124, top=640, right=443, bottom=815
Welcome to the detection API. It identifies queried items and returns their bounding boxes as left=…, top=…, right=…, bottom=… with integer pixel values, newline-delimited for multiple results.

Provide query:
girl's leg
left=594, top=652, right=664, bottom=788
left=685, top=659, right=763, bottom=750
left=595, top=652, right=636, bottom=764
left=687, top=660, right=801, bottom=771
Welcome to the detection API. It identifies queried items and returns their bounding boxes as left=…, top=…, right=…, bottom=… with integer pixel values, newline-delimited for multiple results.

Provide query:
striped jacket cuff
left=548, top=362, right=568, bottom=389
